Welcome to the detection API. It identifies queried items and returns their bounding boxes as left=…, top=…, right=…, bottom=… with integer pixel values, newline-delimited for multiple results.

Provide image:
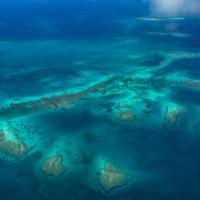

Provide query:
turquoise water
left=0, top=1, right=200, bottom=200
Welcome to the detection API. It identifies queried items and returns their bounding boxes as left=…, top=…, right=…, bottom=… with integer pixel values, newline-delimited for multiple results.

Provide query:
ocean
left=0, top=0, right=200, bottom=200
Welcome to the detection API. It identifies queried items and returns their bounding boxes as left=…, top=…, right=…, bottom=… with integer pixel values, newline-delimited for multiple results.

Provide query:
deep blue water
left=0, top=1, right=200, bottom=200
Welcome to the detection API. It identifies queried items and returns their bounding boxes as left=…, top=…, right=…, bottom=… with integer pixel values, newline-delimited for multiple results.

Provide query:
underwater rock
left=116, top=111, right=135, bottom=121
left=99, top=161, right=127, bottom=192
left=41, top=154, right=65, bottom=177
left=0, top=130, right=29, bottom=159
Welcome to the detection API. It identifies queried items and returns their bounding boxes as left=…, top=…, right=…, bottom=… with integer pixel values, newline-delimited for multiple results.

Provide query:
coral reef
left=143, top=107, right=152, bottom=113
left=0, top=75, right=199, bottom=121
left=0, top=130, right=29, bottom=159
left=41, top=154, right=65, bottom=177
left=116, top=111, right=135, bottom=121
left=0, top=79, right=109, bottom=119
left=99, top=161, right=127, bottom=191
left=170, top=79, right=200, bottom=89
left=163, top=104, right=188, bottom=132
left=164, top=106, right=185, bottom=125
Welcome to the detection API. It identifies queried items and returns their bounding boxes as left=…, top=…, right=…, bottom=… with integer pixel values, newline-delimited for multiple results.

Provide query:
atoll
left=41, top=154, right=65, bottom=177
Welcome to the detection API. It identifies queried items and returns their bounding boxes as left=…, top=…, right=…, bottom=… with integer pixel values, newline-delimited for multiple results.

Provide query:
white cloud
left=148, top=0, right=200, bottom=16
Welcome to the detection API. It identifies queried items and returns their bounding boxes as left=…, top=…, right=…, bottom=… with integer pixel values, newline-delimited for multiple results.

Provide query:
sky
left=147, top=0, right=200, bottom=17
left=0, top=0, right=200, bottom=17
left=34, top=0, right=200, bottom=17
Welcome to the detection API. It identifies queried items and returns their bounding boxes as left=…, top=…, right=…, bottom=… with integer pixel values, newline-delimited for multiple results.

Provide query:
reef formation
left=0, top=67, right=199, bottom=196
left=41, top=154, right=65, bottom=177
left=0, top=130, right=28, bottom=159
left=99, top=161, right=128, bottom=192
left=0, top=75, right=199, bottom=121
left=116, top=111, right=135, bottom=121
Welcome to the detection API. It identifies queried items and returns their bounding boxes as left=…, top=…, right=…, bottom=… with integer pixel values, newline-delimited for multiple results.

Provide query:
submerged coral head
left=99, top=161, right=127, bottom=192
left=41, top=154, right=65, bottom=177
left=0, top=130, right=29, bottom=159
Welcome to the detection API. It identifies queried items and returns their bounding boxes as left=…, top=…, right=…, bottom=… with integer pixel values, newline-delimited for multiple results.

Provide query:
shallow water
left=0, top=1, right=200, bottom=200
